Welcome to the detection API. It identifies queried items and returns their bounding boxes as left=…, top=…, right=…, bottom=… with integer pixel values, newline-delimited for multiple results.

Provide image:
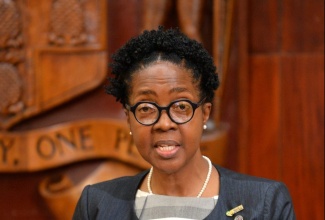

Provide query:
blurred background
left=0, top=0, right=323, bottom=219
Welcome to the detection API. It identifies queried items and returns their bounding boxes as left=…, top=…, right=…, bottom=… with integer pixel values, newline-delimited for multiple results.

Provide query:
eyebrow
left=136, top=90, right=157, bottom=96
left=136, top=87, right=190, bottom=97
left=169, top=87, right=190, bottom=93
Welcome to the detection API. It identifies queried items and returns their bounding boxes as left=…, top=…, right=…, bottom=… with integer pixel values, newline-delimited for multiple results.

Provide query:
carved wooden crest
left=0, top=0, right=107, bottom=130
left=0, top=0, right=24, bottom=118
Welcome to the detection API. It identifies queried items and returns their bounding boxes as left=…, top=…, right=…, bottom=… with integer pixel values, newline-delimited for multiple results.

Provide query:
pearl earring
left=203, top=124, right=207, bottom=130
left=129, top=131, right=132, bottom=135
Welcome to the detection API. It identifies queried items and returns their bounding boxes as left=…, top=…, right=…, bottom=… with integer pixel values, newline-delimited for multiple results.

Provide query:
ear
left=202, top=102, right=212, bottom=124
left=124, top=108, right=131, bottom=127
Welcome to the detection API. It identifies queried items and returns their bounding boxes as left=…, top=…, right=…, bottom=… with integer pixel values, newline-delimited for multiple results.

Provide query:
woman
left=73, top=27, right=295, bottom=219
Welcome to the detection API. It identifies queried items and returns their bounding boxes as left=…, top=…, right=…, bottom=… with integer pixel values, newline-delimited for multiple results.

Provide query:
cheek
left=181, top=124, right=203, bottom=144
left=130, top=121, right=152, bottom=152
left=182, top=113, right=204, bottom=142
left=132, top=130, right=149, bottom=146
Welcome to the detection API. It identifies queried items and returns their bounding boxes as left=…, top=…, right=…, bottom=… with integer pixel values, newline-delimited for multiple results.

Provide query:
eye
left=173, top=101, right=192, bottom=112
left=136, top=103, right=156, bottom=114
left=140, top=106, right=151, bottom=113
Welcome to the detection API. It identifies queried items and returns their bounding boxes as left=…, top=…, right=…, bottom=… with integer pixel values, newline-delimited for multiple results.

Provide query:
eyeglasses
left=125, top=98, right=205, bottom=126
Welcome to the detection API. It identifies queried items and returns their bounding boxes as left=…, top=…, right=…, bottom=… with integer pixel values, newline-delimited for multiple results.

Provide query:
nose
left=153, top=109, right=177, bottom=131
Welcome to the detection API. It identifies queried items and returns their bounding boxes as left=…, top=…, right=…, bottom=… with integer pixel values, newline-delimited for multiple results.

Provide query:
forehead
left=129, top=61, right=200, bottom=101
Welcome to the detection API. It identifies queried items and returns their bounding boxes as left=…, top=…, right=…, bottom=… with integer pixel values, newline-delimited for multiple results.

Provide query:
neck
left=147, top=156, right=212, bottom=197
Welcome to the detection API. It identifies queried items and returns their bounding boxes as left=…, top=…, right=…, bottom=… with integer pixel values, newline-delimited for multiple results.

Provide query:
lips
left=154, top=140, right=180, bottom=158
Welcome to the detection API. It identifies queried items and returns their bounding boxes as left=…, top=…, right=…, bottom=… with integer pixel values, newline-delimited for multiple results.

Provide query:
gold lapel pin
left=226, top=204, right=244, bottom=216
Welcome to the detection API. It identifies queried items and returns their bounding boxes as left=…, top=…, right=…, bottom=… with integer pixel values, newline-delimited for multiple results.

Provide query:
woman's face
left=126, top=61, right=211, bottom=174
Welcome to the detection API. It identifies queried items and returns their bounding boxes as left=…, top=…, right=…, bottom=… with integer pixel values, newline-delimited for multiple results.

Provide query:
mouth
left=154, top=140, right=180, bottom=158
left=158, top=144, right=177, bottom=151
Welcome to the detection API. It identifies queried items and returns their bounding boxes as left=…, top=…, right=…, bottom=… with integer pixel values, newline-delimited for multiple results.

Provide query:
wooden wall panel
left=282, top=0, right=324, bottom=52
left=107, top=0, right=141, bottom=55
left=238, top=0, right=324, bottom=219
left=247, top=55, right=281, bottom=179
left=281, top=54, right=324, bottom=220
left=248, top=0, right=280, bottom=53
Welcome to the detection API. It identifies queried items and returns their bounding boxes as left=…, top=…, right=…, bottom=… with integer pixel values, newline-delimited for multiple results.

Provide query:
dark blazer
left=73, top=165, right=296, bottom=220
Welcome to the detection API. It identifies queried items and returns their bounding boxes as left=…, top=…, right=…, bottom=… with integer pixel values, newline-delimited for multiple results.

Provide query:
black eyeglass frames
left=125, top=98, right=206, bottom=126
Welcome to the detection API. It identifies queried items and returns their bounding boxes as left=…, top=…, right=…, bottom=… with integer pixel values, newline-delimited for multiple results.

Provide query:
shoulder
left=214, top=165, right=295, bottom=219
left=73, top=171, right=148, bottom=220
left=216, top=164, right=291, bottom=196
left=216, top=164, right=285, bottom=187
left=87, top=170, right=148, bottom=199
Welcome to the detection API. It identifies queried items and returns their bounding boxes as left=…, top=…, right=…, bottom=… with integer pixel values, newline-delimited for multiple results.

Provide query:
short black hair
left=105, top=26, right=219, bottom=107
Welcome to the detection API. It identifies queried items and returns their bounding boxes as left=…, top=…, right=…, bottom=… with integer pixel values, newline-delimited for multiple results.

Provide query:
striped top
left=135, top=190, right=218, bottom=220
